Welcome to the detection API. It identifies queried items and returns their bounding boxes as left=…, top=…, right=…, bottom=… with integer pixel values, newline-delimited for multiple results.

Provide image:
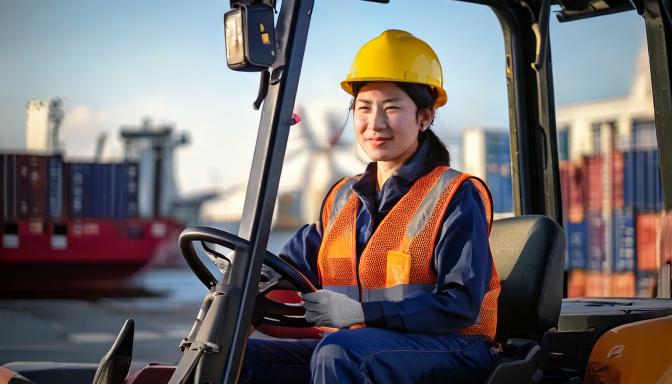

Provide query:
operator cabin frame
left=169, top=1, right=672, bottom=383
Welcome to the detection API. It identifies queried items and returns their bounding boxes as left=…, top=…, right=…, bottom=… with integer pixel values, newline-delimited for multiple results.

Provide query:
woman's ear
left=419, top=108, right=435, bottom=129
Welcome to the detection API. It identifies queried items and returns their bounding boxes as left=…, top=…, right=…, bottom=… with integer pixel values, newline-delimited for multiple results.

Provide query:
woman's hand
left=302, top=290, right=364, bottom=328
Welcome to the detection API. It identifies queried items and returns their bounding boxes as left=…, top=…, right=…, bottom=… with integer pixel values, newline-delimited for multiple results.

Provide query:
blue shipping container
left=484, top=132, right=513, bottom=213
left=113, top=162, right=139, bottom=218
left=126, top=162, right=139, bottom=217
left=566, top=221, right=588, bottom=270
left=69, top=163, right=88, bottom=218
left=67, top=161, right=140, bottom=219
left=587, top=214, right=606, bottom=270
left=612, top=209, right=635, bottom=272
left=47, top=155, right=64, bottom=219
left=623, top=149, right=663, bottom=211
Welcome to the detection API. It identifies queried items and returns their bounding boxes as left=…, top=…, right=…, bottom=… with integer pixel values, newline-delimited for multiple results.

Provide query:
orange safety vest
left=317, top=166, right=501, bottom=341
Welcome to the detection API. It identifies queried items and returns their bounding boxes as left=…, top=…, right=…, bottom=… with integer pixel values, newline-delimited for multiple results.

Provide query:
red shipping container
left=568, top=160, right=585, bottom=224
left=611, top=151, right=624, bottom=210
left=15, top=155, right=49, bottom=219
left=611, top=272, right=635, bottom=297
left=567, top=269, right=587, bottom=298
left=585, top=155, right=603, bottom=213
left=636, top=213, right=660, bottom=271
left=586, top=270, right=611, bottom=297
left=660, top=213, right=672, bottom=266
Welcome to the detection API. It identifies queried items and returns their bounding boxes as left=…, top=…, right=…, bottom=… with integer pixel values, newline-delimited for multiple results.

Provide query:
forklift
left=2, top=0, right=671, bottom=383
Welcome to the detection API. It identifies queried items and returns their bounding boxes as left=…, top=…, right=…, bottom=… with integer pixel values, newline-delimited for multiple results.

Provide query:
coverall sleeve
left=277, top=222, right=323, bottom=288
left=361, top=181, right=492, bottom=334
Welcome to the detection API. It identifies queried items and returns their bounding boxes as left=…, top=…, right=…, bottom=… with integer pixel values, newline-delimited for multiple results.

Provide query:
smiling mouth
left=368, top=137, right=391, bottom=145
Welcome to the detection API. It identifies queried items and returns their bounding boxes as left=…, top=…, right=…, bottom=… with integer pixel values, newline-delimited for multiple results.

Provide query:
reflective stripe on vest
left=317, top=166, right=500, bottom=341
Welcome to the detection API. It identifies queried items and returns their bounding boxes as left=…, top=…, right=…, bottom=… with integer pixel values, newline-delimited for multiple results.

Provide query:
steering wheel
left=178, top=226, right=317, bottom=328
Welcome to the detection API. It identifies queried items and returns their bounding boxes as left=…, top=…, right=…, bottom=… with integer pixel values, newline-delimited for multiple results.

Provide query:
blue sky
left=0, top=1, right=647, bottom=204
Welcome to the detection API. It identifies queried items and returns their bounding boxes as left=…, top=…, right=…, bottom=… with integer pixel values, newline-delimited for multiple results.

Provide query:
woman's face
left=353, top=82, right=432, bottom=167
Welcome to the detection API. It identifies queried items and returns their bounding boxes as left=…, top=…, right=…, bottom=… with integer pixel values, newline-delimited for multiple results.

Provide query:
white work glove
left=302, top=290, right=365, bottom=328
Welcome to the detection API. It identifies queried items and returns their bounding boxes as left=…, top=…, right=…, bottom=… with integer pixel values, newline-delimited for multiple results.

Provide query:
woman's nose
left=370, top=107, right=387, bottom=131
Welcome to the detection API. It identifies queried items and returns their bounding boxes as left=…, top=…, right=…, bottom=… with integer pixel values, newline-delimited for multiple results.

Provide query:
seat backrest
left=489, top=215, right=565, bottom=342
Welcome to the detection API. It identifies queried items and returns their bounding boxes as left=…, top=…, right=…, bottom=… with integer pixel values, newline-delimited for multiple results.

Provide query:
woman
left=240, top=29, right=500, bottom=384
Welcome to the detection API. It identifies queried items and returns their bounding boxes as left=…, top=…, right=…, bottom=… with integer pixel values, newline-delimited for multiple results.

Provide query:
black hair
left=350, top=82, right=450, bottom=166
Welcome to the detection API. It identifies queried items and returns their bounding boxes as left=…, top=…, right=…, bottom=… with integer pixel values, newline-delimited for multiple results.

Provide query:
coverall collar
left=352, top=137, right=436, bottom=214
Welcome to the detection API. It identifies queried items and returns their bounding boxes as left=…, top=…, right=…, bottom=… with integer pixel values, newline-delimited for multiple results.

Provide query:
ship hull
left=0, top=218, right=182, bottom=287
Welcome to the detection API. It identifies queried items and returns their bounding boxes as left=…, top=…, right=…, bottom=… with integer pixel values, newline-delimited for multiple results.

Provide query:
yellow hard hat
left=341, top=29, right=447, bottom=108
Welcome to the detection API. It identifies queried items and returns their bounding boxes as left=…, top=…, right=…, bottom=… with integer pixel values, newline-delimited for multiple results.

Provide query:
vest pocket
left=385, top=250, right=411, bottom=287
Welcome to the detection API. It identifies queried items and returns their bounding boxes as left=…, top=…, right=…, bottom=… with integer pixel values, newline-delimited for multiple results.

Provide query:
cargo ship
left=0, top=107, right=206, bottom=289
left=0, top=152, right=183, bottom=289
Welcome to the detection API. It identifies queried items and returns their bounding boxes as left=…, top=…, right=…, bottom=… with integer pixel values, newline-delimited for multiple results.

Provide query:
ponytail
left=420, top=128, right=450, bottom=166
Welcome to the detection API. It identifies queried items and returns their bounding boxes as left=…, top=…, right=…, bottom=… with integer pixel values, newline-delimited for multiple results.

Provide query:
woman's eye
left=385, top=106, right=399, bottom=111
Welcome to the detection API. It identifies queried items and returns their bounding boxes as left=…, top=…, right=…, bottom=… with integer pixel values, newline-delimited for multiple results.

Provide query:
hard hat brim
left=341, top=79, right=448, bottom=108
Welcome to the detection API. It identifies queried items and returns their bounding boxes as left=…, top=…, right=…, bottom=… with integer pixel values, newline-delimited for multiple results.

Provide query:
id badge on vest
left=385, top=250, right=411, bottom=287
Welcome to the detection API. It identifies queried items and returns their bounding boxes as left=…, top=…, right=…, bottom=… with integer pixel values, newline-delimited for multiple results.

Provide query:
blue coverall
left=240, top=139, right=498, bottom=383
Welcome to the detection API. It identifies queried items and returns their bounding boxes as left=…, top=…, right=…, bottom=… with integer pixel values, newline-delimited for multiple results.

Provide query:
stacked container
left=561, top=120, right=666, bottom=298
left=462, top=129, right=514, bottom=215
left=484, top=132, right=513, bottom=213
left=1, top=153, right=139, bottom=224
left=67, top=162, right=139, bottom=219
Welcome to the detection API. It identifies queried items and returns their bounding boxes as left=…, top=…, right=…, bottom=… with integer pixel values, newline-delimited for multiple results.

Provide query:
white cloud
left=60, top=105, right=114, bottom=158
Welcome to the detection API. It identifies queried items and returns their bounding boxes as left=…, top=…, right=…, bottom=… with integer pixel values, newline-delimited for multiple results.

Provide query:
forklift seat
left=484, top=214, right=566, bottom=383
left=491, top=215, right=565, bottom=342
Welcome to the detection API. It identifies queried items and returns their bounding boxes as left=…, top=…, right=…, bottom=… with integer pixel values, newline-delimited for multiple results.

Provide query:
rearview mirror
left=224, top=4, right=276, bottom=72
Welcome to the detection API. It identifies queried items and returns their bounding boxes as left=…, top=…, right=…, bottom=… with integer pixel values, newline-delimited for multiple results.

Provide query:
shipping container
left=484, top=132, right=513, bottom=213
left=559, top=162, right=570, bottom=214
left=91, top=163, right=110, bottom=218
left=47, top=155, right=64, bottom=219
left=585, top=155, right=603, bottom=214
left=567, top=269, right=587, bottom=298
left=586, top=213, right=606, bottom=270
left=558, top=129, right=569, bottom=161
left=113, top=162, right=139, bottom=218
left=568, top=160, right=585, bottom=224
left=652, top=151, right=663, bottom=211
left=624, top=149, right=663, bottom=211
left=643, top=150, right=656, bottom=211
left=61, top=162, right=71, bottom=219
left=611, top=151, right=624, bottom=210
left=636, top=212, right=660, bottom=271
left=611, top=209, right=635, bottom=272
left=623, top=150, right=636, bottom=209
left=69, top=163, right=89, bottom=218
left=15, top=155, right=48, bottom=219
left=611, top=271, right=635, bottom=297
left=486, top=162, right=501, bottom=212
left=566, top=221, right=588, bottom=270
left=66, top=161, right=140, bottom=219
left=636, top=270, right=658, bottom=298
left=660, top=213, right=672, bottom=267
left=586, top=270, right=611, bottom=297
